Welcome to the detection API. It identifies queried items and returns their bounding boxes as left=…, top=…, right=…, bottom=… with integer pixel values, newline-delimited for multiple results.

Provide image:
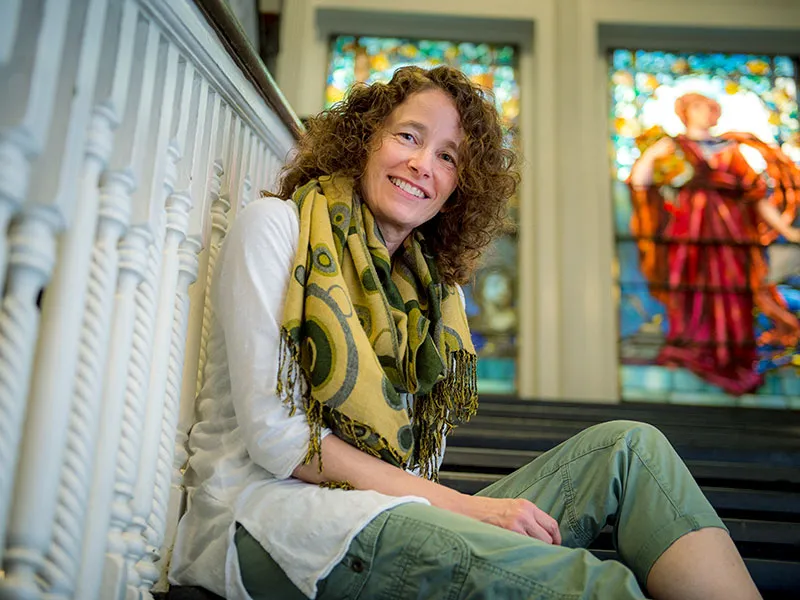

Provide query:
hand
left=785, top=227, right=800, bottom=244
left=645, top=137, right=676, bottom=161
left=464, top=496, right=562, bottom=545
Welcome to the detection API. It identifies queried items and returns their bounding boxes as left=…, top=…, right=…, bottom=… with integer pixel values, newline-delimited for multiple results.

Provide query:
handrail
left=193, top=0, right=305, bottom=139
left=0, top=0, right=299, bottom=597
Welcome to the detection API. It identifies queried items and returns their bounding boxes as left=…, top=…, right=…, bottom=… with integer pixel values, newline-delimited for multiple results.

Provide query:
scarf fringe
left=416, top=350, right=479, bottom=481
left=327, top=409, right=408, bottom=467
left=278, top=327, right=324, bottom=469
left=280, top=328, right=478, bottom=482
left=319, top=480, right=355, bottom=491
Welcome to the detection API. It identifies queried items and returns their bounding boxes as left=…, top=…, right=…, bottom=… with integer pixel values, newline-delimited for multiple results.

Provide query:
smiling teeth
left=390, top=177, right=426, bottom=198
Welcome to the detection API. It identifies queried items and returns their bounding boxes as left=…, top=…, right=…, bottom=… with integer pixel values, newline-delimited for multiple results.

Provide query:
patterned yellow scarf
left=277, top=175, right=477, bottom=480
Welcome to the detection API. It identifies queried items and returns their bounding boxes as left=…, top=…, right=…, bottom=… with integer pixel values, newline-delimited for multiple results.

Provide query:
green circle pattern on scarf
left=361, top=267, right=378, bottom=292
left=312, top=245, right=337, bottom=275
left=382, top=374, right=404, bottom=411
left=355, top=304, right=372, bottom=336
left=397, top=425, right=414, bottom=453
left=294, top=265, right=307, bottom=285
left=304, top=318, right=335, bottom=388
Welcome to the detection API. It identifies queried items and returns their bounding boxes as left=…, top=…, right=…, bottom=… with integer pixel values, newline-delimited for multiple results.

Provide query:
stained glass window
left=326, top=35, right=520, bottom=393
left=610, top=49, right=800, bottom=408
left=326, top=36, right=519, bottom=132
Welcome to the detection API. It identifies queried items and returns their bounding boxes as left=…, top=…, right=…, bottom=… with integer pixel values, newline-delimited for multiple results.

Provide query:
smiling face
left=360, top=88, right=464, bottom=254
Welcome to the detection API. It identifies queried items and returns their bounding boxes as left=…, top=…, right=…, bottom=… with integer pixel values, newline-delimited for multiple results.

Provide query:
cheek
left=439, top=168, right=458, bottom=196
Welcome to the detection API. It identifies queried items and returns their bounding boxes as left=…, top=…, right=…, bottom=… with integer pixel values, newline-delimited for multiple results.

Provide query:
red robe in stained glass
left=630, top=135, right=800, bottom=395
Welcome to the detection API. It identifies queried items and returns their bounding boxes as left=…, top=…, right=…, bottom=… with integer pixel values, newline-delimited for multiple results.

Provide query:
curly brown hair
left=269, top=65, right=519, bottom=285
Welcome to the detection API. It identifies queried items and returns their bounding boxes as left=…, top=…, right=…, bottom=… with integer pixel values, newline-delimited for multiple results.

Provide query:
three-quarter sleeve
left=215, top=197, right=330, bottom=479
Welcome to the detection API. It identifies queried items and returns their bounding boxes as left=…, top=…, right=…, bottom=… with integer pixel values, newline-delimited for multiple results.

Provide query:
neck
left=376, top=222, right=409, bottom=257
left=685, top=126, right=712, bottom=141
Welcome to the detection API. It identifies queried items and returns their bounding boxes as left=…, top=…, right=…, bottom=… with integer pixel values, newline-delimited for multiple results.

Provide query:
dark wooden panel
left=442, top=447, right=800, bottom=486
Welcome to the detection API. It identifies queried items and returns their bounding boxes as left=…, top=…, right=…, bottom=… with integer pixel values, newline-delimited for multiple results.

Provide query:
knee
left=593, top=420, right=672, bottom=455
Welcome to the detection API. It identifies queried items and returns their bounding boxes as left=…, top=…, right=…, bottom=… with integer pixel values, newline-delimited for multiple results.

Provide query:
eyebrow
left=397, top=120, right=461, bottom=155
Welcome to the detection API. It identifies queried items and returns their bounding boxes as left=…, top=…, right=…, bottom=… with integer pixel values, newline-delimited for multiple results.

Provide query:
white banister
left=68, top=2, right=141, bottom=595
left=0, top=0, right=300, bottom=597
left=118, top=34, right=182, bottom=600
left=39, top=0, right=127, bottom=594
left=77, top=226, right=149, bottom=600
left=154, top=235, right=201, bottom=592
left=195, top=102, right=233, bottom=394
left=0, top=0, right=72, bottom=297
left=0, top=0, right=112, bottom=596
left=0, top=0, right=74, bottom=572
left=176, top=89, right=221, bottom=490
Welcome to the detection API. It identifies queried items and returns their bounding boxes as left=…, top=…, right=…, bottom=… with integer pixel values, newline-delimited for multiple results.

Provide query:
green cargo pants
left=236, top=420, right=726, bottom=599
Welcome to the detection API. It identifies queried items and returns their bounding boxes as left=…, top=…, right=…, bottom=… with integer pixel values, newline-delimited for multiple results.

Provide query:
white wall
left=275, top=0, right=800, bottom=402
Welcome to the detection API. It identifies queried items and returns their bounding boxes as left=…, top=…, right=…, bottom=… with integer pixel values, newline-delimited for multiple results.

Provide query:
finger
left=521, top=515, right=553, bottom=544
left=526, top=521, right=554, bottom=544
left=526, top=502, right=561, bottom=545
left=548, top=520, right=562, bottom=546
left=535, top=510, right=562, bottom=545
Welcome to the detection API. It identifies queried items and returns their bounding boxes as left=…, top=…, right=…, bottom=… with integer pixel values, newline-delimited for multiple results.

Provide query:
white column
left=176, top=89, right=221, bottom=481
left=238, top=130, right=253, bottom=212
left=95, top=17, right=174, bottom=600
left=0, top=0, right=72, bottom=296
left=151, top=72, right=214, bottom=591
left=152, top=234, right=201, bottom=592
left=21, top=2, right=120, bottom=599
left=254, top=139, right=267, bottom=196
left=0, top=0, right=113, bottom=595
left=171, top=100, right=223, bottom=583
left=0, top=205, right=60, bottom=592
left=195, top=104, right=233, bottom=393
left=116, top=36, right=181, bottom=600
left=0, top=0, right=73, bottom=573
left=134, top=59, right=200, bottom=595
left=222, top=117, right=246, bottom=223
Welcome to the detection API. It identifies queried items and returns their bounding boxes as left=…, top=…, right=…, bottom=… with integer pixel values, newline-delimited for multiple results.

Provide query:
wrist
left=431, top=487, right=473, bottom=515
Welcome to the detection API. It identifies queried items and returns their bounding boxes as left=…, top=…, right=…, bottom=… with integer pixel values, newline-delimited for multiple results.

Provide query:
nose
left=408, top=147, right=433, bottom=178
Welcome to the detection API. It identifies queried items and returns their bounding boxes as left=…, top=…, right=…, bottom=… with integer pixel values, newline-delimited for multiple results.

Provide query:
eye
left=440, top=152, right=456, bottom=165
left=398, top=132, right=416, bottom=143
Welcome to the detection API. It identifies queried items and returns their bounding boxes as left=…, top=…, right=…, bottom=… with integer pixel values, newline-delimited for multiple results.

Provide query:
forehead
left=385, top=89, right=464, bottom=140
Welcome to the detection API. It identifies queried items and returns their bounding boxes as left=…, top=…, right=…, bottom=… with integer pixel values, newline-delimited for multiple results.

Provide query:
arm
left=756, top=199, right=800, bottom=242
left=293, top=433, right=561, bottom=544
left=217, top=198, right=332, bottom=479
left=630, top=137, right=676, bottom=189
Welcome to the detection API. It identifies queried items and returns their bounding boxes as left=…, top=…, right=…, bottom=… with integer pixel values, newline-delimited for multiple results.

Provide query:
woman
left=630, top=92, right=800, bottom=395
left=170, top=68, right=761, bottom=599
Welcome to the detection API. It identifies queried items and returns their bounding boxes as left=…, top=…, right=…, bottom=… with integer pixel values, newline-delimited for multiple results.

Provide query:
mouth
left=389, top=176, right=430, bottom=199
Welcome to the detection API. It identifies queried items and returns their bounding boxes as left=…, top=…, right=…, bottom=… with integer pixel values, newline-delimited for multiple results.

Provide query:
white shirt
left=169, top=197, right=443, bottom=599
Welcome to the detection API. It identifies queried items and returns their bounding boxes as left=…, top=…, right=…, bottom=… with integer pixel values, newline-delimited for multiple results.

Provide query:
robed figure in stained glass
left=629, top=93, right=800, bottom=395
